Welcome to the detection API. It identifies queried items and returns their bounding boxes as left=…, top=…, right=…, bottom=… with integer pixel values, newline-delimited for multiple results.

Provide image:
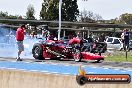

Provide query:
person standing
left=123, top=29, right=129, bottom=50
left=121, top=30, right=125, bottom=50
left=16, top=24, right=26, bottom=61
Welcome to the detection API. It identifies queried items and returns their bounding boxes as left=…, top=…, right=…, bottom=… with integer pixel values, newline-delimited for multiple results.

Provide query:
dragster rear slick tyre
left=32, top=43, right=44, bottom=60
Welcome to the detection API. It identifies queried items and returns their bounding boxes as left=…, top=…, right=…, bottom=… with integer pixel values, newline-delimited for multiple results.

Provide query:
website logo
left=76, top=66, right=131, bottom=85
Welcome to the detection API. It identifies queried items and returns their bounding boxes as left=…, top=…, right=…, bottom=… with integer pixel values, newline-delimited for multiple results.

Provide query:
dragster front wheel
left=73, top=49, right=82, bottom=62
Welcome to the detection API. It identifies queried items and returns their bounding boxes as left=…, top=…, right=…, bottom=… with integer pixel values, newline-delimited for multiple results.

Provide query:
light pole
left=57, top=0, right=88, bottom=40
left=58, top=0, right=62, bottom=40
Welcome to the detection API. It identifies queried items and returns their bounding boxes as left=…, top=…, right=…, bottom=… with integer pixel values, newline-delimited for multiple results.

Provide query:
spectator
left=121, top=30, right=125, bottom=49
left=121, top=30, right=124, bottom=42
left=42, top=29, right=50, bottom=39
left=31, top=31, right=36, bottom=38
left=98, top=33, right=105, bottom=42
left=123, top=29, right=129, bottom=50
left=41, top=30, right=46, bottom=37
left=16, top=24, right=26, bottom=61
left=47, top=33, right=54, bottom=40
left=68, top=34, right=73, bottom=39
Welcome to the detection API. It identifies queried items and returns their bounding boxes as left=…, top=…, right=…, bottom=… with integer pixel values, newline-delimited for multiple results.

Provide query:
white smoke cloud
left=0, top=26, right=41, bottom=59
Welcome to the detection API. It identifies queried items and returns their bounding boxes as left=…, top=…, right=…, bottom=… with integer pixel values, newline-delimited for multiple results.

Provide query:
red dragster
left=32, top=37, right=106, bottom=62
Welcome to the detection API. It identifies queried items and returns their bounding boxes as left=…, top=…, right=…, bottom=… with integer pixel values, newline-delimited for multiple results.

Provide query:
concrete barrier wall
left=0, top=69, right=131, bottom=88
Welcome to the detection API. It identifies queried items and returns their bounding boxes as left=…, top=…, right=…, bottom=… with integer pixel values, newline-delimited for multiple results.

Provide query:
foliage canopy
left=40, top=0, right=79, bottom=21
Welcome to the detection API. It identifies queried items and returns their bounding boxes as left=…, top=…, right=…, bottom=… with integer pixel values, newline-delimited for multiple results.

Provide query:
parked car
left=129, top=40, right=132, bottom=50
left=105, top=37, right=123, bottom=50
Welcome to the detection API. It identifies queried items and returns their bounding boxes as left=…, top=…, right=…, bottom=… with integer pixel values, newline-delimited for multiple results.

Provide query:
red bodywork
left=32, top=38, right=104, bottom=62
left=68, top=37, right=81, bottom=44
left=81, top=52, right=103, bottom=60
left=42, top=40, right=73, bottom=59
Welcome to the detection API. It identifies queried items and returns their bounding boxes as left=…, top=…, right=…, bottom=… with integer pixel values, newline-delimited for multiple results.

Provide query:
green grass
left=103, top=50, right=132, bottom=62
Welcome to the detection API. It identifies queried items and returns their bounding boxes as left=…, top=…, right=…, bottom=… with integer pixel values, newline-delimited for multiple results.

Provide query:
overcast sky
left=0, top=0, right=132, bottom=20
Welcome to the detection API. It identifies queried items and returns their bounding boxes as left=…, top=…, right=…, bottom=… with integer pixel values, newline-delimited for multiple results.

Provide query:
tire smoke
left=0, top=26, right=42, bottom=59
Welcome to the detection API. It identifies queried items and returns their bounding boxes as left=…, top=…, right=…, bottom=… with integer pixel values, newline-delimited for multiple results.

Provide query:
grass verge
left=103, top=50, right=132, bottom=62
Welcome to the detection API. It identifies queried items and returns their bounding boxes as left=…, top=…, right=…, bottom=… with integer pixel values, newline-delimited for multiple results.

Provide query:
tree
left=111, top=13, right=132, bottom=25
left=119, top=13, right=132, bottom=25
left=26, top=4, right=35, bottom=20
left=61, top=0, right=79, bottom=21
left=94, top=14, right=103, bottom=21
left=0, top=11, right=8, bottom=18
left=0, top=11, right=21, bottom=19
left=40, top=0, right=79, bottom=21
left=110, top=18, right=120, bottom=24
left=40, top=0, right=59, bottom=20
left=79, top=9, right=103, bottom=22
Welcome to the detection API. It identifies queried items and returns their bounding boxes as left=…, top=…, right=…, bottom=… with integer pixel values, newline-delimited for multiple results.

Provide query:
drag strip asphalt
left=0, top=60, right=132, bottom=80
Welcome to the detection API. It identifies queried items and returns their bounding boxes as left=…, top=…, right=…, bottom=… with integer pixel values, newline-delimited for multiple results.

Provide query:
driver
left=68, top=32, right=83, bottom=50
left=68, top=37, right=82, bottom=45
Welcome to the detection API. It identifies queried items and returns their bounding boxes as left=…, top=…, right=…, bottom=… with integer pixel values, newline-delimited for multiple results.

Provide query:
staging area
left=0, top=57, right=132, bottom=88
